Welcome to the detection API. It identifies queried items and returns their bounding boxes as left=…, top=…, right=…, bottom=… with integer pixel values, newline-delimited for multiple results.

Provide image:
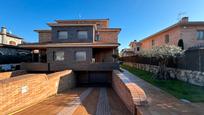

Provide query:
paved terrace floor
left=122, top=69, right=204, bottom=115
left=14, top=87, right=131, bottom=115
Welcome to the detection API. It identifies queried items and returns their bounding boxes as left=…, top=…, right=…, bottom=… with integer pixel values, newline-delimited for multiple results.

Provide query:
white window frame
left=58, top=31, right=68, bottom=39
left=77, top=31, right=88, bottom=39
left=53, top=51, right=64, bottom=61
left=75, top=51, right=86, bottom=61
left=197, top=31, right=204, bottom=40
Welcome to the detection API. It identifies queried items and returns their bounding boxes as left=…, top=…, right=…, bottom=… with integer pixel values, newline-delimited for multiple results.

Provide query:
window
left=137, top=47, right=140, bottom=51
left=77, top=31, right=88, bottom=39
left=95, top=35, right=100, bottom=41
left=165, top=34, right=170, bottom=43
left=75, top=51, right=86, bottom=61
left=53, top=51, right=64, bottom=61
left=58, top=31, right=68, bottom=39
left=197, top=30, right=204, bottom=40
left=152, top=40, right=155, bottom=46
left=9, top=41, right=16, bottom=45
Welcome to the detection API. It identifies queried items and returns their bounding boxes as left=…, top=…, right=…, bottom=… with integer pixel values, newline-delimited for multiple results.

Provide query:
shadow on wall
left=57, top=71, right=76, bottom=93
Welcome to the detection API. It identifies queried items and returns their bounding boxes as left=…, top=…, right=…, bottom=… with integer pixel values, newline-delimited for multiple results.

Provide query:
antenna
left=8, top=30, right=12, bottom=34
left=177, top=12, right=187, bottom=21
left=78, top=14, right=82, bottom=19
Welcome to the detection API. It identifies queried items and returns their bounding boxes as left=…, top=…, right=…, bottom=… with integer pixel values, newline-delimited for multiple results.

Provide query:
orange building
left=140, top=17, right=204, bottom=50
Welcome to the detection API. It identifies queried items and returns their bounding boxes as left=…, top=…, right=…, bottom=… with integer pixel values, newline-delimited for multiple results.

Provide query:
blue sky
left=0, top=0, right=204, bottom=50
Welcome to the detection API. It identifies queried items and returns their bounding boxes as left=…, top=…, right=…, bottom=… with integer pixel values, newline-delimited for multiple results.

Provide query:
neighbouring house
left=120, top=40, right=141, bottom=57
left=129, top=40, right=141, bottom=53
left=0, top=27, right=30, bottom=71
left=0, top=27, right=23, bottom=46
left=120, top=48, right=135, bottom=57
left=138, top=17, right=204, bottom=50
left=19, top=19, right=121, bottom=85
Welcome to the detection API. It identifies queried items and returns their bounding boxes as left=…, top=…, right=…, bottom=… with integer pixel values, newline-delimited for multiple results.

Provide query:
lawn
left=121, top=64, right=204, bottom=102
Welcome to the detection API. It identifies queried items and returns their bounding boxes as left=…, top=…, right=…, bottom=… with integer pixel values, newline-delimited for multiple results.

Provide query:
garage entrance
left=75, top=71, right=112, bottom=87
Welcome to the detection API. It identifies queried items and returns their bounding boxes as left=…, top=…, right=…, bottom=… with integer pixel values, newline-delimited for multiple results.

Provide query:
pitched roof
left=0, top=32, right=23, bottom=39
left=140, top=21, right=204, bottom=42
left=55, top=19, right=109, bottom=22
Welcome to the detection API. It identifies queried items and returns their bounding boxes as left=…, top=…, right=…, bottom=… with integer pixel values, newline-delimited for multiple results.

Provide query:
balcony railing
left=20, top=62, right=119, bottom=72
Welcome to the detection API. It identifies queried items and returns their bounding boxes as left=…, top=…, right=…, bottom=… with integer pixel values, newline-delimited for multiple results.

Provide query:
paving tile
left=58, top=88, right=93, bottom=115
left=121, top=68, right=204, bottom=115
left=96, top=88, right=111, bottom=115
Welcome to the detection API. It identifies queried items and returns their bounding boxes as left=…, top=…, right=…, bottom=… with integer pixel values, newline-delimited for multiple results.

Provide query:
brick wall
left=97, top=31, right=118, bottom=43
left=180, top=25, right=204, bottom=49
left=141, top=25, right=204, bottom=50
left=0, top=70, right=75, bottom=114
left=141, top=27, right=181, bottom=49
left=0, top=70, right=26, bottom=80
left=39, top=32, right=52, bottom=43
left=112, top=70, right=147, bottom=115
left=47, top=47, right=92, bottom=71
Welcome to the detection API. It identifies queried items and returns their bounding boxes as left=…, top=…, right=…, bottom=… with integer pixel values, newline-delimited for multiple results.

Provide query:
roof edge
left=55, top=18, right=109, bottom=22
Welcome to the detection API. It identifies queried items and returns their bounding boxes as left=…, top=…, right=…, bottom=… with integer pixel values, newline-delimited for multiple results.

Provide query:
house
left=139, top=17, right=204, bottom=50
left=120, top=48, right=135, bottom=57
left=129, top=40, right=141, bottom=53
left=0, top=27, right=23, bottom=46
left=0, top=27, right=30, bottom=65
left=120, top=40, right=141, bottom=57
left=19, top=19, right=121, bottom=85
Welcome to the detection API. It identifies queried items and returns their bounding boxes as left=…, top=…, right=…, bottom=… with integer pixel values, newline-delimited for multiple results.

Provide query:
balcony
left=20, top=63, right=49, bottom=72
left=71, top=62, right=119, bottom=71
left=20, top=62, right=119, bottom=72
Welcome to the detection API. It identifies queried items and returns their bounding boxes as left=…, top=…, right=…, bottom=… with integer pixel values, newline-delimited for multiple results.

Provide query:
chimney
left=1, top=27, right=7, bottom=44
left=180, top=17, right=189, bottom=23
left=1, top=27, right=7, bottom=35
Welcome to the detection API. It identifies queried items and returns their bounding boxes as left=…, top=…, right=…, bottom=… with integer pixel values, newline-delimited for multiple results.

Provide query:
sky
left=0, top=0, right=204, bottom=51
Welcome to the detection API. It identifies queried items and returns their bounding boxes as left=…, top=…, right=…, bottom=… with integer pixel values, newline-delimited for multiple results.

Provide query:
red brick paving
left=14, top=87, right=131, bottom=115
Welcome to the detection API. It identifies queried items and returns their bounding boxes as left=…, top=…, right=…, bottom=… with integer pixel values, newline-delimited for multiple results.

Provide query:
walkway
left=15, top=87, right=131, bottom=115
left=122, top=69, right=204, bottom=115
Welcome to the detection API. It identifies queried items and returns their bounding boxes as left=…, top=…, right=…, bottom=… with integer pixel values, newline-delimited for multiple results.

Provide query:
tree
left=139, top=45, right=184, bottom=80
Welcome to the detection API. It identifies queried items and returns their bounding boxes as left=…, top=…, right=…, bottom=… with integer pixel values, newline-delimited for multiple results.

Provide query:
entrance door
left=178, top=39, right=184, bottom=50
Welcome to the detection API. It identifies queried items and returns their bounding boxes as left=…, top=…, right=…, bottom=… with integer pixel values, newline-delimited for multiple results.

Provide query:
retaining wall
left=112, top=70, right=147, bottom=115
left=0, top=70, right=26, bottom=80
left=0, top=70, right=75, bottom=114
left=124, top=62, right=204, bottom=86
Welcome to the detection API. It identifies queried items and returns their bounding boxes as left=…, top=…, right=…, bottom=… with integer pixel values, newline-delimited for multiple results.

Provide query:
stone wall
left=112, top=70, right=147, bottom=115
left=0, top=70, right=75, bottom=114
left=124, top=62, right=204, bottom=86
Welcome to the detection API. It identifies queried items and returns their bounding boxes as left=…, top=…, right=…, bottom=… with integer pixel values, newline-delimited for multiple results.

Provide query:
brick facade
left=38, top=31, right=52, bottom=43
left=141, top=27, right=181, bottom=49
left=125, top=17, right=204, bottom=52
left=0, top=70, right=26, bottom=80
left=112, top=70, right=147, bottom=115
left=0, top=70, right=75, bottom=114
left=97, top=31, right=118, bottom=43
